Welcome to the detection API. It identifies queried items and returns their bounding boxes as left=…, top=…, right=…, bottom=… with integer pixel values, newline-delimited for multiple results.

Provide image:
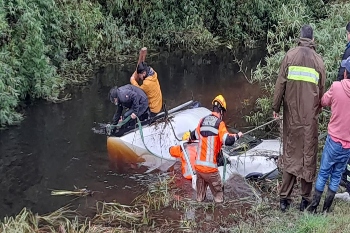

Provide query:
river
left=0, top=47, right=266, bottom=219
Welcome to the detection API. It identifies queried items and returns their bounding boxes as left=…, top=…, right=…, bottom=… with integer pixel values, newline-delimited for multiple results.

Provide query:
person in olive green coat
left=272, top=25, right=326, bottom=212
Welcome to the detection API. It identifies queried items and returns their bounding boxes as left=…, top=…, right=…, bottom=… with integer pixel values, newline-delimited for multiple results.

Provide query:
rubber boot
left=307, top=189, right=322, bottom=213
left=299, top=197, right=310, bottom=211
left=322, top=188, right=336, bottom=213
left=280, top=199, right=290, bottom=212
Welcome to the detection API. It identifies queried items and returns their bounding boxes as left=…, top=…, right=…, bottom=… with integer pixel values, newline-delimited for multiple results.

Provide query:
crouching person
left=189, top=95, right=242, bottom=203
left=308, top=57, right=350, bottom=213
left=169, top=132, right=196, bottom=180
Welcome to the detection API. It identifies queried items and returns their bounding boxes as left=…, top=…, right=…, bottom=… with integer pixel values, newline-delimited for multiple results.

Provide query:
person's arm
left=218, top=122, right=242, bottom=146
left=112, top=104, right=123, bottom=124
left=321, top=84, right=333, bottom=107
left=130, top=71, right=139, bottom=86
left=318, top=61, right=327, bottom=111
left=169, top=145, right=182, bottom=158
left=272, top=53, right=289, bottom=116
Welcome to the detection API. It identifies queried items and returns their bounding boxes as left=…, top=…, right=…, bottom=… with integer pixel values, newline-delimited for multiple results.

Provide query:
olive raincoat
left=272, top=38, right=326, bottom=182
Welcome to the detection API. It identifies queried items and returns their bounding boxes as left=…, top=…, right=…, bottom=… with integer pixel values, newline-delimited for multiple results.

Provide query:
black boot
left=299, top=197, right=310, bottom=211
left=280, top=199, right=290, bottom=212
left=307, top=189, right=322, bottom=213
left=322, top=188, right=336, bottom=213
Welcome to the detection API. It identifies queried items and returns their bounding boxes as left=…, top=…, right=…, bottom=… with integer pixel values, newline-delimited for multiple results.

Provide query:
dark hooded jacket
left=112, top=84, right=149, bottom=124
left=337, top=42, right=350, bottom=81
left=272, top=38, right=326, bottom=182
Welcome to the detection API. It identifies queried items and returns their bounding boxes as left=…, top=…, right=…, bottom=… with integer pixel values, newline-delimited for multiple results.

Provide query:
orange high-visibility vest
left=194, top=112, right=231, bottom=173
left=169, top=144, right=197, bottom=180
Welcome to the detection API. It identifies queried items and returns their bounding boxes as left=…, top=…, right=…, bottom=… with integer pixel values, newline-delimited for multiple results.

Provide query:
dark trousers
left=279, top=171, right=313, bottom=202
left=343, top=158, right=350, bottom=193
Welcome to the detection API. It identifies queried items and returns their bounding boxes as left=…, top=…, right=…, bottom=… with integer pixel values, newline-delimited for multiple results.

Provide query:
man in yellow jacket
left=130, top=61, right=163, bottom=116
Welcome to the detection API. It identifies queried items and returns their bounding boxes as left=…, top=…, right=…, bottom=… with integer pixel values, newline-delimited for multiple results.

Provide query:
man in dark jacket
left=109, top=84, right=149, bottom=126
left=337, top=22, right=350, bottom=81
left=272, top=25, right=326, bottom=212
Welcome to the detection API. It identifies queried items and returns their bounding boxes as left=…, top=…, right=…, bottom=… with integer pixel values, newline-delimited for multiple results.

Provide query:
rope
left=243, top=117, right=281, bottom=135
left=135, top=116, right=174, bottom=161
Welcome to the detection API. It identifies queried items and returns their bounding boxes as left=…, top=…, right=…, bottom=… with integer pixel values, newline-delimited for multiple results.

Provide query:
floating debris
left=51, top=188, right=93, bottom=197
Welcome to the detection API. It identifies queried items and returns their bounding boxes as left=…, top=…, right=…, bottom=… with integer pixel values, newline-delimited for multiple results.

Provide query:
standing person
left=337, top=22, right=350, bottom=81
left=109, top=84, right=149, bottom=127
left=272, top=25, right=326, bottom=212
left=169, top=132, right=197, bottom=180
left=336, top=22, right=350, bottom=194
left=308, top=57, right=350, bottom=213
left=189, top=95, right=243, bottom=203
left=130, top=48, right=163, bottom=116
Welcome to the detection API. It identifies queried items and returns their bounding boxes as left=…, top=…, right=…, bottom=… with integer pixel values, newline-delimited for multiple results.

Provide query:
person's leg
left=196, top=172, right=208, bottom=202
left=207, top=171, right=223, bottom=203
left=279, top=171, right=296, bottom=211
left=315, top=136, right=335, bottom=193
left=323, top=145, right=350, bottom=212
left=309, top=136, right=334, bottom=213
left=300, top=178, right=312, bottom=211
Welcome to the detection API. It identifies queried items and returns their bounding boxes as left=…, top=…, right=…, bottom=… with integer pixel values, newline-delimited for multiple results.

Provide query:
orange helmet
left=182, top=131, right=190, bottom=141
left=212, top=95, right=227, bottom=111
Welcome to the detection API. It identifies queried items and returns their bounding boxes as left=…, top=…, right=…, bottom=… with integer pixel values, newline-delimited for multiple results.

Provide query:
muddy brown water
left=0, top=47, right=266, bottom=219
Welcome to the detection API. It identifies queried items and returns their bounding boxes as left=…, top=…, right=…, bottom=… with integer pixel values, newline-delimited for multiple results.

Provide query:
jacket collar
left=298, top=37, right=316, bottom=50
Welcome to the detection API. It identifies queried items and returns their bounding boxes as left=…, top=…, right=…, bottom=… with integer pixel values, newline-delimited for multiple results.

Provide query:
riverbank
left=2, top=171, right=350, bottom=232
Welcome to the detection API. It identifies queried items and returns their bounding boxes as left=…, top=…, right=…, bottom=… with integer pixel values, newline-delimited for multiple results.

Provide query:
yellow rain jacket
left=131, top=68, right=163, bottom=113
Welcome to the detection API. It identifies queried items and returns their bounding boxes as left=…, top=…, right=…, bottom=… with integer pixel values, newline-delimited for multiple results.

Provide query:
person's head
left=109, top=86, right=119, bottom=105
left=300, top=24, right=314, bottom=40
left=346, top=22, right=350, bottom=42
left=212, top=95, right=227, bottom=119
left=341, top=56, right=350, bottom=78
left=137, top=62, right=148, bottom=80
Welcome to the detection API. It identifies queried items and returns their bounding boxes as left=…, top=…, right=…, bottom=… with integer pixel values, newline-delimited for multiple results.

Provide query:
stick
left=136, top=47, right=147, bottom=70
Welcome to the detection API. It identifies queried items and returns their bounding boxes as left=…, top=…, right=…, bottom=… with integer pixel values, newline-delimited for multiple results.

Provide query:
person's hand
left=118, top=116, right=123, bottom=123
left=131, top=113, right=137, bottom=119
left=273, top=111, right=279, bottom=119
left=238, top=132, right=243, bottom=138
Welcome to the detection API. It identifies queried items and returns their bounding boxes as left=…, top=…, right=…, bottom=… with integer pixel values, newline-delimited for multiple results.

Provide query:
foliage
left=245, top=1, right=350, bottom=129
left=0, top=0, right=329, bottom=126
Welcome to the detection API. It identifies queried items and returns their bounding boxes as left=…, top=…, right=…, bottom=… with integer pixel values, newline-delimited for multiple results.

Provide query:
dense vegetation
left=245, top=1, right=350, bottom=131
left=0, top=0, right=327, bottom=126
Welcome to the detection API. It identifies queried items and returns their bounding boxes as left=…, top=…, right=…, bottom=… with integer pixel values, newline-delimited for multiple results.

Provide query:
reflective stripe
left=206, top=136, right=215, bottom=163
left=222, top=133, right=228, bottom=143
left=196, top=133, right=202, bottom=161
left=287, top=66, right=319, bottom=84
left=195, top=160, right=217, bottom=168
left=184, top=164, right=191, bottom=177
left=200, top=126, right=218, bottom=134
left=347, top=175, right=350, bottom=182
left=347, top=164, right=350, bottom=171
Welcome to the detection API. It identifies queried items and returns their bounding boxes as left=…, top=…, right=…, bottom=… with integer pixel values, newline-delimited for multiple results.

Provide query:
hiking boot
left=307, top=189, right=322, bottom=213
left=280, top=199, right=290, bottom=212
left=299, top=197, right=310, bottom=211
left=322, top=188, right=336, bottom=213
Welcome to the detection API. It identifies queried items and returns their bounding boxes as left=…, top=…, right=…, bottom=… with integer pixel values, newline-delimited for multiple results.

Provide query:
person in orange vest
left=189, top=95, right=243, bottom=203
left=169, top=132, right=197, bottom=180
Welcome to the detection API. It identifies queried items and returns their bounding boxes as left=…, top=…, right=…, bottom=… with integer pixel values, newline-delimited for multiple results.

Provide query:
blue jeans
left=315, top=135, right=350, bottom=192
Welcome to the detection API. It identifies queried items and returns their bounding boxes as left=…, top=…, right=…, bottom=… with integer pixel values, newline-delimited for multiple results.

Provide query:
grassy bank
left=0, top=0, right=327, bottom=127
left=2, top=173, right=350, bottom=232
